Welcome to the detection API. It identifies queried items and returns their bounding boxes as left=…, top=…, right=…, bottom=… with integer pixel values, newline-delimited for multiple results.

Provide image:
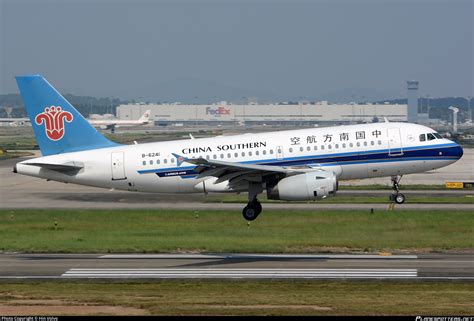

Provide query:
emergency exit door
left=387, top=128, right=403, bottom=156
left=111, top=152, right=127, bottom=180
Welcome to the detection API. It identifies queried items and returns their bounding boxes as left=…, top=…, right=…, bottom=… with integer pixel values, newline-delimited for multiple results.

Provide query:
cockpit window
left=420, top=133, right=442, bottom=142
left=427, top=133, right=436, bottom=141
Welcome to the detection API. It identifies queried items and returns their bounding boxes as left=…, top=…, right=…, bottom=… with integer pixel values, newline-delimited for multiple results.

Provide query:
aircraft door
left=276, top=146, right=284, bottom=160
left=387, top=128, right=403, bottom=156
left=111, top=151, right=127, bottom=180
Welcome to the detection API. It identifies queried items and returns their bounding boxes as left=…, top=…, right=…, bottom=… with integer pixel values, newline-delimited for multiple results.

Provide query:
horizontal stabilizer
left=24, top=161, right=84, bottom=172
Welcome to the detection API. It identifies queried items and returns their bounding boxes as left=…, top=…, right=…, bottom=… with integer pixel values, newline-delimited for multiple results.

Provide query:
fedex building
left=116, top=101, right=407, bottom=126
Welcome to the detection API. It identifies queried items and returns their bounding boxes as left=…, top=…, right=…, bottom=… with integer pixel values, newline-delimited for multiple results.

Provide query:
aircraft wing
left=173, top=153, right=304, bottom=184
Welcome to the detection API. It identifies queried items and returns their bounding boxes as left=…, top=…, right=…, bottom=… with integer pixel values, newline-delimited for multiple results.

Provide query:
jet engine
left=266, top=171, right=338, bottom=201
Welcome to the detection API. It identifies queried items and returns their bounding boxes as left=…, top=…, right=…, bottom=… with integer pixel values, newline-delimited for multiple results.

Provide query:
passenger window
left=371, top=141, right=374, bottom=146
left=234, top=152, right=238, bottom=157
left=256, top=151, right=259, bottom=156
left=419, top=134, right=426, bottom=142
left=349, top=143, right=353, bottom=147
left=220, top=154, right=224, bottom=159
left=213, top=155, right=217, bottom=159
left=321, top=145, right=325, bottom=150
left=142, top=161, right=146, bottom=166
left=335, top=144, right=339, bottom=149
left=378, top=140, right=382, bottom=145
left=227, top=153, right=231, bottom=158
left=300, top=147, right=304, bottom=152
left=171, top=158, right=175, bottom=163
left=149, top=160, right=153, bottom=165
left=164, top=159, right=168, bottom=164
left=356, top=142, right=360, bottom=147
left=249, top=151, right=252, bottom=156
left=289, top=148, right=293, bottom=153
left=263, top=150, right=267, bottom=155
left=342, top=143, right=346, bottom=148
left=206, top=155, right=210, bottom=160
left=269, top=149, right=274, bottom=154
left=328, top=145, right=332, bottom=149
left=363, top=141, right=367, bottom=146
left=314, top=146, right=318, bottom=151
left=241, top=152, right=245, bottom=157
left=307, top=146, right=311, bottom=151
left=156, top=159, right=160, bottom=164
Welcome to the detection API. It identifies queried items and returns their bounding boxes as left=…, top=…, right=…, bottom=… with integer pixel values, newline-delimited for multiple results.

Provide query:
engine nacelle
left=266, top=171, right=338, bottom=201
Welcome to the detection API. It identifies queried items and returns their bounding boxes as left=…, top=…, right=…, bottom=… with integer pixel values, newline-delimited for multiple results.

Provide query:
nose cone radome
left=451, top=142, right=463, bottom=160
left=456, top=144, right=464, bottom=159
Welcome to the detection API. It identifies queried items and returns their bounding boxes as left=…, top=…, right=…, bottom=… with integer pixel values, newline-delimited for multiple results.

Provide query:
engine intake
left=267, top=171, right=338, bottom=201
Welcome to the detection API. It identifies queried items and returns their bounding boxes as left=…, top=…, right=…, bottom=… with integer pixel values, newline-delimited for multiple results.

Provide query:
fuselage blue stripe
left=137, top=143, right=461, bottom=175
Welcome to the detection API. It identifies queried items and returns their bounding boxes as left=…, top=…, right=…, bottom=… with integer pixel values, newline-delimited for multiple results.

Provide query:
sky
left=0, top=0, right=472, bottom=103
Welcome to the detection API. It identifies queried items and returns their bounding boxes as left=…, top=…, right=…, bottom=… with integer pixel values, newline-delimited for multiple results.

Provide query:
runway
left=0, top=253, right=472, bottom=280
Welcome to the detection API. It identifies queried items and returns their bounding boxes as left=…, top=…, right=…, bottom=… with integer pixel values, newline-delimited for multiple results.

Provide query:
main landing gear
left=242, top=183, right=263, bottom=221
left=242, top=198, right=262, bottom=221
left=389, top=175, right=406, bottom=204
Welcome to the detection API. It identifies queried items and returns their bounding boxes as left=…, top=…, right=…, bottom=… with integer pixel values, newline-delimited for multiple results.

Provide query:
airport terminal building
left=117, top=102, right=407, bottom=126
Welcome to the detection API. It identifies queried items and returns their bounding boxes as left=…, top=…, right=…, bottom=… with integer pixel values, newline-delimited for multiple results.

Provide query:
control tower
left=407, top=80, right=419, bottom=123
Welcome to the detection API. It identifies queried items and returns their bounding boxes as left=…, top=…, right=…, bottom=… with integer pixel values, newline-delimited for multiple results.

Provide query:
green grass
left=0, top=150, right=34, bottom=160
left=203, top=194, right=474, bottom=204
left=0, top=281, right=473, bottom=315
left=0, top=137, right=37, bottom=150
left=0, top=209, right=472, bottom=253
left=339, top=184, right=449, bottom=190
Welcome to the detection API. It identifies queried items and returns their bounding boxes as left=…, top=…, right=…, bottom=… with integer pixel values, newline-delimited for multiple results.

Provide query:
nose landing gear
left=390, top=175, right=406, bottom=204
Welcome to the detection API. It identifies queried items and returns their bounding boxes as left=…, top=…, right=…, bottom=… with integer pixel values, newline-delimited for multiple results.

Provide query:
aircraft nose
left=451, top=142, right=463, bottom=159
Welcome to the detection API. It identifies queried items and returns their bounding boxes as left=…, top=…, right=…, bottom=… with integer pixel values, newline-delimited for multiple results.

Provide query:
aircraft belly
left=339, top=163, right=368, bottom=180
left=133, top=174, right=201, bottom=193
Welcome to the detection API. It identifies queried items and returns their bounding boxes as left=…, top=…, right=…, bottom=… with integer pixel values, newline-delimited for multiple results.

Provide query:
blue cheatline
left=16, top=74, right=119, bottom=156
left=138, top=143, right=462, bottom=177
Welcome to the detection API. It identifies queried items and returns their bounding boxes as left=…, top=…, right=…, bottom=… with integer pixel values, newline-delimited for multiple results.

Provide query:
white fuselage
left=15, top=122, right=463, bottom=194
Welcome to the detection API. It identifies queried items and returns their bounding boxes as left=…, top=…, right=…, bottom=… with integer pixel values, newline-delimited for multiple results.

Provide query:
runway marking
left=99, top=254, right=418, bottom=260
left=61, top=268, right=418, bottom=279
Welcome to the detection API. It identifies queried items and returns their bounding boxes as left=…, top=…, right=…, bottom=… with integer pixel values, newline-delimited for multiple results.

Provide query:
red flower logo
left=35, top=106, right=73, bottom=141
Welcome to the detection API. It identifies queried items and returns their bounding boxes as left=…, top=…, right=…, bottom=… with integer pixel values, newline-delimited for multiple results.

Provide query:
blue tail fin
left=16, top=75, right=119, bottom=156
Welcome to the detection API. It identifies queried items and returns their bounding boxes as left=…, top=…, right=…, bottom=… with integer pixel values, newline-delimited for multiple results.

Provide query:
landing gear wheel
left=253, top=201, right=262, bottom=214
left=390, top=175, right=406, bottom=204
left=394, top=193, right=405, bottom=204
left=242, top=205, right=258, bottom=221
left=242, top=201, right=262, bottom=221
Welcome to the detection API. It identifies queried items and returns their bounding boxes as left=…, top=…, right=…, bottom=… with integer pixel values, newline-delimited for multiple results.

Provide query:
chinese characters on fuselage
left=290, top=130, right=383, bottom=145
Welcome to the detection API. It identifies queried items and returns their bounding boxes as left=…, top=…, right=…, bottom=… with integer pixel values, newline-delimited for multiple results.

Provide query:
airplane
left=88, top=109, right=152, bottom=132
left=0, top=117, right=30, bottom=126
left=13, top=75, right=464, bottom=221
